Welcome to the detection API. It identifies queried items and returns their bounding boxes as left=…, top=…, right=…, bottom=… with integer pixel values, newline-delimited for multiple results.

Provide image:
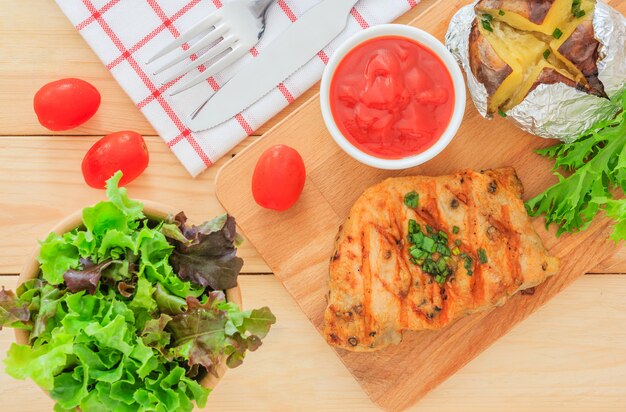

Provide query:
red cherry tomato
left=252, top=145, right=306, bottom=211
left=34, top=78, right=101, bottom=131
left=82, top=131, right=149, bottom=189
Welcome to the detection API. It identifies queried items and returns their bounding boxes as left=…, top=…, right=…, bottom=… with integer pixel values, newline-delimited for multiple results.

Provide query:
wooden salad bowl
left=16, top=200, right=243, bottom=391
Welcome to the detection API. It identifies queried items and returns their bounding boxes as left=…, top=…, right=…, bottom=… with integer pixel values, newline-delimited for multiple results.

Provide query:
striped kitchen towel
left=55, top=0, right=420, bottom=176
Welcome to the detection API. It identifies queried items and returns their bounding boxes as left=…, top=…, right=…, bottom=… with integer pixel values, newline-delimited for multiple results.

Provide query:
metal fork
left=147, top=0, right=275, bottom=96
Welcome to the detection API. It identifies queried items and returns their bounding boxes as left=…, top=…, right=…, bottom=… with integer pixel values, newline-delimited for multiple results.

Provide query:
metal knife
left=187, top=0, right=360, bottom=132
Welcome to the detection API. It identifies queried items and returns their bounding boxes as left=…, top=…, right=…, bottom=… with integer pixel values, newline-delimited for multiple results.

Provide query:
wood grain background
left=0, top=0, right=625, bottom=410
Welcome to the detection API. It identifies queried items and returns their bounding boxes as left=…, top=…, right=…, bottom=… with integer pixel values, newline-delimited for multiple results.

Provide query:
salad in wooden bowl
left=0, top=172, right=275, bottom=411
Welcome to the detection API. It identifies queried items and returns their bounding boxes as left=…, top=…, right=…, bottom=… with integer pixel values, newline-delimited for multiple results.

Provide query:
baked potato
left=470, top=0, right=604, bottom=115
left=446, top=0, right=625, bottom=141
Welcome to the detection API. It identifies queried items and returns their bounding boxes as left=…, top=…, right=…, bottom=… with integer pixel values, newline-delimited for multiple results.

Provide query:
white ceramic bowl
left=320, top=24, right=466, bottom=170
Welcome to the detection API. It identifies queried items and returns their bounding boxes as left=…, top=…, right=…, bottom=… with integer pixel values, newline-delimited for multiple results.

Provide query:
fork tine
left=146, top=14, right=221, bottom=64
left=152, top=25, right=230, bottom=75
left=163, top=36, right=240, bottom=86
left=169, top=43, right=248, bottom=96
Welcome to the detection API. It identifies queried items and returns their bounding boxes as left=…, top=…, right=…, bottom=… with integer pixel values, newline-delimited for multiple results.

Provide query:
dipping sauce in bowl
left=330, top=36, right=454, bottom=159
left=320, top=25, right=465, bottom=170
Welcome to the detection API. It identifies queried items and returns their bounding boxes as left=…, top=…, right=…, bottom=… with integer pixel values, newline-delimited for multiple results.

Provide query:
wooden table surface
left=0, top=1, right=625, bottom=411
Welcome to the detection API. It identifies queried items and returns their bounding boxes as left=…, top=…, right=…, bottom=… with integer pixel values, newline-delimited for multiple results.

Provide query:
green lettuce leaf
left=38, top=233, right=80, bottom=285
left=98, top=229, right=135, bottom=260
left=603, top=198, right=626, bottom=241
left=82, top=201, right=130, bottom=238
left=31, top=284, right=66, bottom=341
left=50, top=364, right=89, bottom=410
left=154, top=283, right=187, bottom=315
left=526, top=90, right=626, bottom=239
left=5, top=329, right=75, bottom=391
left=128, top=276, right=157, bottom=320
left=105, top=171, right=144, bottom=223
left=166, top=213, right=244, bottom=290
left=236, top=307, right=275, bottom=339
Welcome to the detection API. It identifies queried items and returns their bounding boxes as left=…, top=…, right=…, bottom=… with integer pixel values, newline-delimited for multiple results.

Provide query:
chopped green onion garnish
left=553, top=28, right=563, bottom=39
left=436, top=243, right=450, bottom=257
left=422, top=259, right=435, bottom=274
left=411, top=232, right=425, bottom=247
left=571, top=0, right=585, bottom=18
left=478, top=248, right=488, bottom=264
left=410, top=247, right=428, bottom=260
left=452, top=226, right=459, bottom=234
left=404, top=191, right=419, bottom=208
left=422, top=237, right=436, bottom=253
left=437, top=230, right=448, bottom=243
left=412, top=231, right=425, bottom=246
left=463, top=255, right=473, bottom=272
left=483, top=13, right=493, bottom=21
left=426, top=225, right=434, bottom=234
left=409, top=219, right=418, bottom=234
left=436, top=258, right=448, bottom=273
left=543, top=49, right=551, bottom=60
left=455, top=239, right=462, bottom=246
left=452, top=247, right=460, bottom=256
left=498, top=109, right=507, bottom=118
left=481, top=19, right=493, bottom=32
left=498, top=9, right=505, bottom=16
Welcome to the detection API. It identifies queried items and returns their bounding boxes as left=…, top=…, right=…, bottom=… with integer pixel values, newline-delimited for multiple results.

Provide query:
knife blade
left=187, top=0, right=360, bottom=132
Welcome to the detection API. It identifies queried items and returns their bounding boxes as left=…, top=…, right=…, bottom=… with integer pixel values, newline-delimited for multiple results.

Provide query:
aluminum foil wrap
left=445, top=1, right=626, bottom=142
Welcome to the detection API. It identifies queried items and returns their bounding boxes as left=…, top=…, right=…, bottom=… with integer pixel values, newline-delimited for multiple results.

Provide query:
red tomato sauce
left=330, top=36, right=455, bottom=159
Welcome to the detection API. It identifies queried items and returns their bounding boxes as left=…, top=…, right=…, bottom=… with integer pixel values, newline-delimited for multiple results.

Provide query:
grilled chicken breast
left=324, top=168, right=559, bottom=352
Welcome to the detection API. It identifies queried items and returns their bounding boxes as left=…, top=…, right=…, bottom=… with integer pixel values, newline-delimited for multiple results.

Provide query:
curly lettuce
left=1, top=172, right=275, bottom=412
left=526, top=90, right=626, bottom=240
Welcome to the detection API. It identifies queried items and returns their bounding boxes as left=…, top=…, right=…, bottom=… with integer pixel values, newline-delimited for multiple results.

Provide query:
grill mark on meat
left=373, top=223, right=411, bottom=312
left=465, top=176, right=486, bottom=304
left=499, top=206, right=522, bottom=288
left=488, top=207, right=522, bottom=288
left=444, top=183, right=469, bottom=207
left=410, top=300, right=430, bottom=322
left=415, top=181, right=442, bottom=231
left=445, top=183, right=469, bottom=206
left=391, top=208, right=411, bottom=328
left=360, top=230, right=372, bottom=338
left=399, top=186, right=428, bottom=326
left=473, top=263, right=485, bottom=304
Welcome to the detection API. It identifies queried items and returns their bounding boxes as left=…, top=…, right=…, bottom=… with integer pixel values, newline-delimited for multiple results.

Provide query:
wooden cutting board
left=216, top=0, right=625, bottom=409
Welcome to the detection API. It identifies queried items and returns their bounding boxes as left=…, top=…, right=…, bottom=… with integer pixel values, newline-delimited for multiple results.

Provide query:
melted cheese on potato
left=476, top=0, right=592, bottom=35
left=469, top=0, right=604, bottom=114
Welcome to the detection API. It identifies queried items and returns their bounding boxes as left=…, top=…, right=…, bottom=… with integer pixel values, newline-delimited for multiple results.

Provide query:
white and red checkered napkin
left=55, top=0, right=420, bottom=176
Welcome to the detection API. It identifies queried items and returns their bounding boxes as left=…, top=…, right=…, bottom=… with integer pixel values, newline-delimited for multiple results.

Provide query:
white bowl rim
left=320, top=24, right=466, bottom=170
